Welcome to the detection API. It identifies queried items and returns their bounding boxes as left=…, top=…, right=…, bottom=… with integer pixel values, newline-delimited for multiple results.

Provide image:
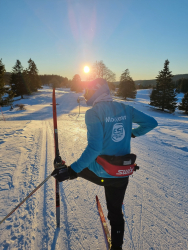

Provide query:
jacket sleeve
left=71, top=109, right=103, bottom=173
left=131, top=107, right=158, bottom=137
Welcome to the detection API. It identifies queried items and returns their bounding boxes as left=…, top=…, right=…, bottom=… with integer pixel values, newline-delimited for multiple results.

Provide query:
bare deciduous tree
left=90, top=61, right=116, bottom=82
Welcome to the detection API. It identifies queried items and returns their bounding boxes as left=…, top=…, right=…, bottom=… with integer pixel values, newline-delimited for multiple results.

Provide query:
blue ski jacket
left=71, top=101, right=158, bottom=178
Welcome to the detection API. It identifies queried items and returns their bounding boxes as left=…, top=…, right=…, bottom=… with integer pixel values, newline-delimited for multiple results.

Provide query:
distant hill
left=114, top=74, right=188, bottom=87
left=172, top=74, right=188, bottom=81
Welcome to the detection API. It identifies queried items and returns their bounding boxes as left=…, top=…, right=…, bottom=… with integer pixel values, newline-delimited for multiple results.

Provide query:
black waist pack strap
left=96, top=154, right=139, bottom=177
left=99, top=154, right=136, bottom=166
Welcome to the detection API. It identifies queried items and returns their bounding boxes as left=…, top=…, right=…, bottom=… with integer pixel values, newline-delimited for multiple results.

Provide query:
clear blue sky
left=0, top=0, right=188, bottom=81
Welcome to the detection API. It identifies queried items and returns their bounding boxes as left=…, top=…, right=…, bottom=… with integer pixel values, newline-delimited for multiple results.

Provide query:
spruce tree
left=0, top=59, right=14, bottom=106
left=10, top=60, right=28, bottom=99
left=150, top=60, right=177, bottom=112
left=117, top=69, right=137, bottom=99
left=27, top=59, right=42, bottom=92
left=179, top=92, right=188, bottom=114
left=22, top=68, right=31, bottom=94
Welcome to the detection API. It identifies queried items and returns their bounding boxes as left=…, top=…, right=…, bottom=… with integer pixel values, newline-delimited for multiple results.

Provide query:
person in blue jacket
left=52, top=78, right=158, bottom=250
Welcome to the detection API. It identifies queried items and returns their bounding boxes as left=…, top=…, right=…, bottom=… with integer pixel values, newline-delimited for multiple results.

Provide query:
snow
left=0, top=87, right=188, bottom=250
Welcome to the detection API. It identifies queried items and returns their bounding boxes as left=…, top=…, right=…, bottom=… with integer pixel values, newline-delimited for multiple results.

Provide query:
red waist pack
left=96, top=154, right=138, bottom=177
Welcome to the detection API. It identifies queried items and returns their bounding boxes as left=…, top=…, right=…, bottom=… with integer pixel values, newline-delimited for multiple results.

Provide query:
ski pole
left=52, top=88, right=61, bottom=228
left=0, top=174, right=52, bottom=225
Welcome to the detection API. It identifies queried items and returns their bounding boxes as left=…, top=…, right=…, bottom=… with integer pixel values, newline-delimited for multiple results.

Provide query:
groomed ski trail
left=0, top=88, right=188, bottom=250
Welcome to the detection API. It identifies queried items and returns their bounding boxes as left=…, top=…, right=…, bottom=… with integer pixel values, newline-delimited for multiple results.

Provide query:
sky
left=0, top=0, right=188, bottom=81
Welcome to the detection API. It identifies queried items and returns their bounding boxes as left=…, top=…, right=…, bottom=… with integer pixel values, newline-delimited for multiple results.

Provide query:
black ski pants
left=78, top=168, right=129, bottom=247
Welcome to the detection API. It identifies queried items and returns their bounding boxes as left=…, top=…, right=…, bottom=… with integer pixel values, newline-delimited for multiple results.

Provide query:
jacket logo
left=106, top=116, right=126, bottom=123
left=111, top=123, right=125, bottom=142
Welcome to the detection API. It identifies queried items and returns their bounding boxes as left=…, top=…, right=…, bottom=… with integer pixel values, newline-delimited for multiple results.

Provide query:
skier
left=52, top=78, right=158, bottom=250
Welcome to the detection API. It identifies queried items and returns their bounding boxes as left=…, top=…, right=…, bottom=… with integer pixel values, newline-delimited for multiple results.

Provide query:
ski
left=96, top=195, right=112, bottom=249
left=52, top=88, right=60, bottom=228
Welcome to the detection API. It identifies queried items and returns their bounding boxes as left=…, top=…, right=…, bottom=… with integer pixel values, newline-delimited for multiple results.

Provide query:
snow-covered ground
left=0, top=87, right=187, bottom=250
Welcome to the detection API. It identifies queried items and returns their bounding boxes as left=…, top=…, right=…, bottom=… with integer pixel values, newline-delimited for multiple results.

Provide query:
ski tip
left=96, top=195, right=99, bottom=202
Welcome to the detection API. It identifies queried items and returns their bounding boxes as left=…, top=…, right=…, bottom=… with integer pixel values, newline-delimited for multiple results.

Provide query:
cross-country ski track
left=0, top=87, right=188, bottom=250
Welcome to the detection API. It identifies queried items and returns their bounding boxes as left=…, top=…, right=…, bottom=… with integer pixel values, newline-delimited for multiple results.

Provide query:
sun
left=84, top=66, right=90, bottom=73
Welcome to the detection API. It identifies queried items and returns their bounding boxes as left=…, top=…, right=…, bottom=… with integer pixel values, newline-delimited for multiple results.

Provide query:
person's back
left=91, top=101, right=135, bottom=156
left=73, top=100, right=157, bottom=178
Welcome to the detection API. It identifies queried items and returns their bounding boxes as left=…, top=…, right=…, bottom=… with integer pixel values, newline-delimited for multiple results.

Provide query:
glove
left=51, top=165, right=69, bottom=182
left=51, top=166, right=78, bottom=182
left=52, top=156, right=69, bottom=182
left=52, top=155, right=78, bottom=182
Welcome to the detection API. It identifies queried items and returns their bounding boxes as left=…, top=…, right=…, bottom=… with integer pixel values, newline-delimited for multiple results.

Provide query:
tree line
left=40, top=74, right=71, bottom=88
left=0, top=58, right=42, bottom=106
left=0, top=58, right=71, bottom=107
left=1, top=58, right=187, bottom=114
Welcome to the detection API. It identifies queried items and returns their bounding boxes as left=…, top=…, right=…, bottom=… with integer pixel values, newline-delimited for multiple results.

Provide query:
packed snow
left=0, top=87, right=187, bottom=250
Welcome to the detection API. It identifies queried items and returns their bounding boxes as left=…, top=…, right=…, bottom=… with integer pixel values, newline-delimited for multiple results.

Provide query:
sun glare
left=84, top=66, right=90, bottom=73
